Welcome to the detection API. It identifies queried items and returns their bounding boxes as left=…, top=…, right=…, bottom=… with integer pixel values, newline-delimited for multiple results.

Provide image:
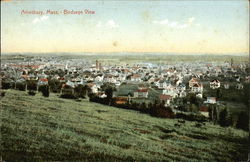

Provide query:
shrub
left=219, top=108, right=232, bottom=127
left=2, top=81, right=11, bottom=89
left=236, top=111, right=249, bottom=131
left=1, top=91, right=6, bottom=97
left=27, top=80, right=38, bottom=91
left=16, top=82, right=26, bottom=91
left=28, top=90, right=36, bottom=96
left=175, top=112, right=207, bottom=122
left=39, top=85, right=50, bottom=97
left=60, top=94, right=77, bottom=99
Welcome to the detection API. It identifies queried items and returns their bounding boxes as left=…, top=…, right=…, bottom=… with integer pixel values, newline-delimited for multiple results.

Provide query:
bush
left=1, top=91, right=6, bottom=97
left=175, top=112, right=207, bottom=122
left=2, top=82, right=11, bottom=89
left=27, top=80, right=38, bottom=91
left=236, top=111, right=249, bottom=131
left=60, top=94, right=77, bottom=99
left=28, top=90, right=36, bottom=96
left=16, top=82, right=26, bottom=91
left=219, top=108, right=232, bottom=127
left=39, top=85, right=50, bottom=97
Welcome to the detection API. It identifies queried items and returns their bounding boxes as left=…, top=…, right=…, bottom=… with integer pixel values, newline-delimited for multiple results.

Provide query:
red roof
left=193, top=83, right=202, bottom=87
left=40, top=78, right=48, bottom=82
left=190, top=78, right=199, bottom=82
left=199, top=106, right=209, bottom=112
left=131, top=74, right=141, bottom=78
left=137, top=88, right=148, bottom=92
left=159, top=94, right=172, bottom=100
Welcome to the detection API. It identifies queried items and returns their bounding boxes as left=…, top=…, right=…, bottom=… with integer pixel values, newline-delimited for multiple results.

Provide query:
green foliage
left=74, top=85, right=86, bottom=98
left=16, top=82, right=26, bottom=91
left=219, top=108, right=232, bottom=127
left=48, top=79, right=61, bottom=93
left=2, top=81, right=12, bottom=89
left=39, top=85, right=50, bottom=97
left=26, top=80, right=38, bottom=91
left=236, top=111, right=249, bottom=131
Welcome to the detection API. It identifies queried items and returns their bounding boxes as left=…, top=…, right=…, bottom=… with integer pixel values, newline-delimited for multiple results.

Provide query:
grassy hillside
left=1, top=90, right=249, bottom=161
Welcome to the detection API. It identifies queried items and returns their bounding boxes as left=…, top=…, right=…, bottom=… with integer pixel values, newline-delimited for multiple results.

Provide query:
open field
left=1, top=90, right=249, bottom=161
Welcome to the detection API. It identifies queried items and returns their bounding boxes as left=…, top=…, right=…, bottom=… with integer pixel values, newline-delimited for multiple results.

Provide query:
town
left=1, top=54, right=249, bottom=130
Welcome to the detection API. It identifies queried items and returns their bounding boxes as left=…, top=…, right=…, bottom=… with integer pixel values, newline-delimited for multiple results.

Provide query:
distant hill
left=1, top=90, right=249, bottom=161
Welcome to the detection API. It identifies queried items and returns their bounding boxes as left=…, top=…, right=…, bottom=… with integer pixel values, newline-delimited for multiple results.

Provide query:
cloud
left=153, top=17, right=200, bottom=29
left=96, top=19, right=119, bottom=28
left=32, top=16, right=49, bottom=24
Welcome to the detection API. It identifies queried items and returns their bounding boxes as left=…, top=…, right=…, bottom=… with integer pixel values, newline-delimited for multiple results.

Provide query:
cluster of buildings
left=1, top=55, right=249, bottom=117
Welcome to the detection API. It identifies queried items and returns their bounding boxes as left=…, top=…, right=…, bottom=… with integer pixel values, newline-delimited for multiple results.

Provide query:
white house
left=189, top=78, right=200, bottom=88
left=95, top=75, right=104, bottom=82
left=130, top=74, right=142, bottom=82
left=204, top=97, right=216, bottom=104
left=159, top=94, right=172, bottom=106
left=191, top=83, right=203, bottom=93
left=210, top=79, right=220, bottom=89
left=134, top=87, right=148, bottom=98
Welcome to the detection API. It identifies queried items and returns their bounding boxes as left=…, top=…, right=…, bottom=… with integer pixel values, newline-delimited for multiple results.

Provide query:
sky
left=1, top=0, right=249, bottom=54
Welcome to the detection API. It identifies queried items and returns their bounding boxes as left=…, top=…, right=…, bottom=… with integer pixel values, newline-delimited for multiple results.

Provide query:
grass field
left=1, top=90, right=249, bottom=161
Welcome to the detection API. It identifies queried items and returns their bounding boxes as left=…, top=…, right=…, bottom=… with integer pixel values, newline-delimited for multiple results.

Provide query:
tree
left=48, top=79, right=61, bottom=93
left=101, top=83, right=116, bottom=105
left=236, top=111, right=249, bottom=131
left=219, top=108, right=232, bottom=127
left=209, top=105, right=219, bottom=124
left=16, top=82, right=26, bottom=91
left=242, top=83, right=250, bottom=107
left=27, top=80, right=38, bottom=91
left=39, top=85, right=50, bottom=97
left=74, top=85, right=85, bottom=98
left=216, top=88, right=222, bottom=99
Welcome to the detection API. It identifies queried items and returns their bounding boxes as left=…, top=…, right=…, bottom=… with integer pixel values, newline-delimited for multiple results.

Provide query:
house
left=61, top=84, right=74, bottom=96
left=244, top=76, right=250, bottom=83
left=204, top=97, right=216, bottom=104
left=210, top=79, right=220, bottom=89
left=114, top=97, right=128, bottom=105
left=103, top=75, right=116, bottom=83
left=199, top=106, right=209, bottom=118
left=58, top=77, right=66, bottom=83
left=162, top=85, right=178, bottom=98
left=95, top=75, right=104, bottom=82
left=97, top=92, right=107, bottom=98
left=178, top=91, right=187, bottom=98
left=196, top=93, right=203, bottom=98
left=134, top=87, right=148, bottom=98
left=159, top=94, right=172, bottom=106
left=224, top=82, right=230, bottom=89
left=236, top=83, right=243, bottom=90
left=191, top=83, right=203, bottom=93
left=131, top=74, right=141, bottom=82
left=177, top=83, right=186, bottom=91
left=38, top=78, right=48, bottom=86
left=66, top=80, right=75, bottom=88
left=155, top=80, right=168, bottom=89
left=189, top=77, right=200, bottom=88
left=87, top=83, right=99, bottom=94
